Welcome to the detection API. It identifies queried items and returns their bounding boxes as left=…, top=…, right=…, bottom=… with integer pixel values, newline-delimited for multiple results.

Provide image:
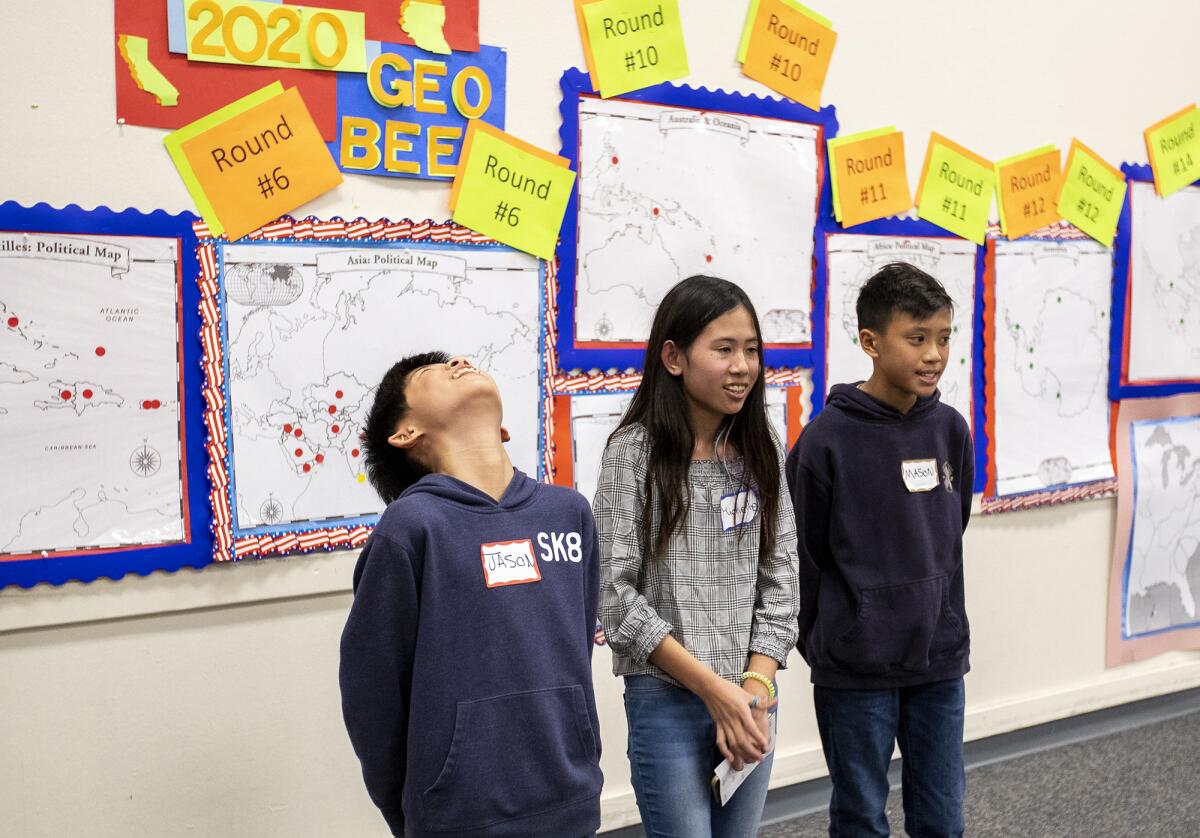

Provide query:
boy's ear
left=388, top=425, right=423, bottom=450
left=500, top=426, right=511, bottom=443
left=858, top=328, right=881, bottom=359
left=661, top=340, right=685, bottom=376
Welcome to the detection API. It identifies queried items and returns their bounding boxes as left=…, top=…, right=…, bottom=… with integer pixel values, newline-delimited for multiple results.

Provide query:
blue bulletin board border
left=0, top=201, right=210, bottom=588
left=1109, top=163, right=1200, bottom=400
left=554, top=68, right=838, bottom=374
left=813, top=214, right=987, bottom=492
left=196, top=217, right=548, bottom=562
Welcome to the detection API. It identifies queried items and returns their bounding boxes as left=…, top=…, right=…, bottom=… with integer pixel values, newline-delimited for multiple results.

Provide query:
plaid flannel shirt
left=595, top=423, right=800, bottom=684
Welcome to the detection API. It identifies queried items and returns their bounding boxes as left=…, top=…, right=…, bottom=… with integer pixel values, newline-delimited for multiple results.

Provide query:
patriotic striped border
left=981, top=478, right=1117, bottom=514
left=196, top=215, right=541, bottom=562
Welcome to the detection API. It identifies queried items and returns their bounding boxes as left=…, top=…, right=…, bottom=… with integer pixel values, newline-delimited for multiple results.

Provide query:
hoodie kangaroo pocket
left=422, top=685, right=601, bottom=831
left=831, top=576, right=964, bottom=674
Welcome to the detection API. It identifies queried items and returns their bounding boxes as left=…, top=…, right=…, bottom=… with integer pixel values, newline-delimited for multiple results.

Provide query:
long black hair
left=613, top=276, right=780, bottom=563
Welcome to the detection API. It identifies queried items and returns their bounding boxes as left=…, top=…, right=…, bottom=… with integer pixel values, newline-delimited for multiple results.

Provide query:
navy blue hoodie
left=786, top=384, right=973, bottom=689
left=340, top=469, right=603, bottom=838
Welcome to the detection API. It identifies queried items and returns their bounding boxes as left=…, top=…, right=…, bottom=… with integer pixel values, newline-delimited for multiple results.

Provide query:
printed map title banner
left=331, top=42, right=506, bottom=180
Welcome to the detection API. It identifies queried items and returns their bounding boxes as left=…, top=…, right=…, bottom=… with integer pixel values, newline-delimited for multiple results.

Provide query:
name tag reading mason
left=901, top=459, right=939, bottom=493
left=720, top=488, right=760, bottom=532
left=480, top=538, right=542, bottom=588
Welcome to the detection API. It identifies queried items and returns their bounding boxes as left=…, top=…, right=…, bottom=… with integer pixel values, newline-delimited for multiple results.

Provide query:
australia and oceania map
left=992, top=239, right=1114, bottom=496
left=220, top=243, right=541, bottom=533
left=0, top=232, right=186, bottom=558
left=574, top=97, right=821, bottom=346
left=1126, top=415, right=1200, bottom=637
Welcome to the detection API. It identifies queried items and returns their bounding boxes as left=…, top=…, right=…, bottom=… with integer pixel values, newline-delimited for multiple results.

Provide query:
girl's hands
left=700, top=676, right=776, bottom=770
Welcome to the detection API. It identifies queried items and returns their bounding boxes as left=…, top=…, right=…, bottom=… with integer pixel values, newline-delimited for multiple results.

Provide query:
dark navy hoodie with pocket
left=340, top=469, right=603, bottom=838
left=786, top=383, right=974, bottom=690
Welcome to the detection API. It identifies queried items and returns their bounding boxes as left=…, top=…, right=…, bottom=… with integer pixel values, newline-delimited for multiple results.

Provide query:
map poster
left=1117, top=174, right=1200, bottom=393
left=982, top=229, right=1117, bottom=513
left=549, top=370, right=808, bottom=502
left=0, top=202, right=211, bottom=589
left=823, top=231, right=977, bottom=429
left=1107, top=393, right=1200, bottom=667
left=554, top=68, right=838, bottom=374
left=200, top=218, right=545, bottom=561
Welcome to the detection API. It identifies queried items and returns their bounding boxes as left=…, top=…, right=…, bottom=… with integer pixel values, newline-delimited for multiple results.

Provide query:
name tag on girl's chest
left=720, top=489, right=759, bottom=532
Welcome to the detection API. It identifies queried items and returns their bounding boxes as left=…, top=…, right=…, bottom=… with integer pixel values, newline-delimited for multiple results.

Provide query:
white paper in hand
left=712, top=713, right=777, bottom=806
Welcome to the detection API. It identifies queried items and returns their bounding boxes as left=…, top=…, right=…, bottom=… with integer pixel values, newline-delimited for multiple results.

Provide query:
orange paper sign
left=995, top=146, right=1061, bottom=240
left=741, top=0, right=836, bottom=110
left=828, top=129, right=912, bottom=227
left=178, top=87, right=343, bottom=240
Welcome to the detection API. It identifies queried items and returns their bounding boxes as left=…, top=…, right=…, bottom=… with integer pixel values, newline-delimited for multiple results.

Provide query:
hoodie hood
left=826, top=382, right=942, bottom=424
left=399, top=468, right=540, bottom=511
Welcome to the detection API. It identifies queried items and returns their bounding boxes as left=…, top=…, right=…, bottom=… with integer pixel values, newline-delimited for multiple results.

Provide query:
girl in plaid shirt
left=595, top=276, right=800, bottom=838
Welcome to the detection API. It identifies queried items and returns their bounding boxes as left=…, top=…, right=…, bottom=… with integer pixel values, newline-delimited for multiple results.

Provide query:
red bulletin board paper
left=320, top=0, right=480, bottom=50
left=114, top=0, right=338, bottom=141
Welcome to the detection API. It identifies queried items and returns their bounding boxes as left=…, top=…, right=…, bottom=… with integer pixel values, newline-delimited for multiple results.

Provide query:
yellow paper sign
left=1056, top=139, right=1126, bottom=247
left=450, top=121, right=576, bottom=259
left=174, top=87, right=344, bottom=240
left=742, top=0, right=836, bottom=110
left=995, top=145, right=1061, bottom=240
left=575, top=0, right=689, bottom=99
left=400, top=0, right=451, bottom=55
left=828, top=127, right=912, bottom=227
left=164, top=82, right=286, bottom=237
left=183, top=0, right=366, bottom=73
left=117, top=35, right=180, bottom=107
left=915, top=133, right=994, bottom=245
left=736, top=0, right=830, bottom=63
left=1144, top=104, right=1200, bottom=198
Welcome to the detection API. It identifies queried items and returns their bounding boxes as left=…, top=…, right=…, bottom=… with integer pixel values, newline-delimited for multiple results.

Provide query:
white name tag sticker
left=901, top=459, right=939, bottom=493
left=480, top=538, right=542, bottom=588
left=720, top=488, right=759, bottom=532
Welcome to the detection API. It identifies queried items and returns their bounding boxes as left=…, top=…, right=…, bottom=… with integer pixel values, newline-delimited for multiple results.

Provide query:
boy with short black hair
left=787, top=262, right=974, bottom=837
left=341, top=351, right=603, bottom=838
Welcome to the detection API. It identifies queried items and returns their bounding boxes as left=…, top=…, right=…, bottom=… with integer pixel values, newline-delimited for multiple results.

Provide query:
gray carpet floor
left=758, top=709, right=1200, bottom=838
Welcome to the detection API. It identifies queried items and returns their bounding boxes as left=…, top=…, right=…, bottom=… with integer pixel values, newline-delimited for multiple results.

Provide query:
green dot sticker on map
left=1057, top=139, right=1126, bottom=247
left=575, top=0, right=689, bottom=98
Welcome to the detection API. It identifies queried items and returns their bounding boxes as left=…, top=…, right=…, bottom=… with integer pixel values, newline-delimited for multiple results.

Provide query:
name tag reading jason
left=901, top=459, right=939, bottom=493
left=480, top=539, right=542, bottom=588
left=720, top=488, right=760, bottom=532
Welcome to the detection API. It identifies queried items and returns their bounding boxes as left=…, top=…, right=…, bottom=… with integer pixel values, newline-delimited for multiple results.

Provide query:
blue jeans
left=813, top=678, right=965, bottom=838
left=624, top=675, right=775, bottom=838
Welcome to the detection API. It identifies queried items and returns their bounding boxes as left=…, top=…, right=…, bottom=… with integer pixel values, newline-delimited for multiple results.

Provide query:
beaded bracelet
left=740, top=671, right=776, bottom=699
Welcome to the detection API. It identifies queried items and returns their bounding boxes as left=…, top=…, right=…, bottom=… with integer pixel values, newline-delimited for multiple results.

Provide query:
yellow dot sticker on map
left=915, top=132, right=995, bottom=245
left=450, top=120, right=575, bottom=259
left=574, top=0, right=690, bottom=99
left=1056, top=139, right=1126, bottom=247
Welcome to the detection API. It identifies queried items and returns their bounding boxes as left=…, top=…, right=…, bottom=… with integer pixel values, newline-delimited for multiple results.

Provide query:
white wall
left=2, top=1, right=1199, bottom=836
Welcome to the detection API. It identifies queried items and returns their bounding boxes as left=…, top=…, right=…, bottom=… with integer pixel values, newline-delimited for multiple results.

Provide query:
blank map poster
left=1108, top=393, right=1200, bottom=666
left=984, top=235, right=1115, bottom=510
left=204, top=227, right=543, bottom=560
left=0, top=203, right=209, bottom=587
left=1121, top=179, right=1200, bottom=388
left=556, top=69, right=837, bottom=372
left=823, top=232, right=977, bottom=428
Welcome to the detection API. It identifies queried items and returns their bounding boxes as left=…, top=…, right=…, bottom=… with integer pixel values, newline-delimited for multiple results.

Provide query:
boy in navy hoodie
left=787, top=263, right=973, bottom=838
left=340, top=352, right=603, bottom=838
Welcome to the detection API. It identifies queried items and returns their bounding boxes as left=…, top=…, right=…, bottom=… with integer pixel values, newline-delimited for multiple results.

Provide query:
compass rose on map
left=129, top=440, right=162, bottom=477
left=259, top=496, right=284, bottom=525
